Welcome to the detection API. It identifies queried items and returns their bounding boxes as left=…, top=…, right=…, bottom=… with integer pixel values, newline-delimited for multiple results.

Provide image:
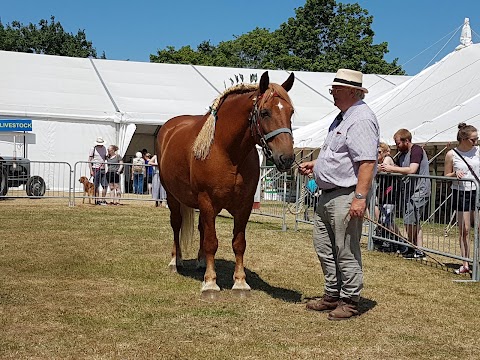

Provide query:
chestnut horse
left=157, top=71, right=295, bottom=293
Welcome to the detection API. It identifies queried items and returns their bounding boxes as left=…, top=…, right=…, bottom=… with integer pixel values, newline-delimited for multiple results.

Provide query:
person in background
left=148, top=154, right=167, bottom=207
left=380, top=129, right=431, bottom=259
left=299, top=69, right=379, bottom=320
left=145, top=153, right=154, bottom=195
left=444, top=123, right=480, bottom=275
left=106, top=145, right=124, bottom=205
left=88, top=136, right=108, bottom=205
left=132, top=152, right=145, bottom=195
left=375, top=142, right=401, bottom=252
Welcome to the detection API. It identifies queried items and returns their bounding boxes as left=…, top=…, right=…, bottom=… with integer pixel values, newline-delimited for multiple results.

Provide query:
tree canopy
left=0, top=16, right=100, bottom=58
left=150, top=0, right=404, bottom=75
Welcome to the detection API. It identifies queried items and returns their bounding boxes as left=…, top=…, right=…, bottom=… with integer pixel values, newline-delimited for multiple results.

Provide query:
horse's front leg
left=231, top=211, right=251, bottom=291
left=198, top=196, right=220, bottom=293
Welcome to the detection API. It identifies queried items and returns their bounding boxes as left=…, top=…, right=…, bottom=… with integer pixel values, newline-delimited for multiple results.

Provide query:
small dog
left=79, top=176, right=95, bottom=204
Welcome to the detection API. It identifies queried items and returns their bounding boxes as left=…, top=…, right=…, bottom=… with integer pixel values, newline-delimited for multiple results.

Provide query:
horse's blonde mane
left=193, top=83, right=258, bottom=160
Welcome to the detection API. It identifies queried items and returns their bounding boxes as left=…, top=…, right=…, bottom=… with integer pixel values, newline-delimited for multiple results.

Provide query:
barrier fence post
left=282, top=172, right=287, bottom=231
left=367, top=180, right=377, bottom=251
left=473, top=182, right=479, bottom=281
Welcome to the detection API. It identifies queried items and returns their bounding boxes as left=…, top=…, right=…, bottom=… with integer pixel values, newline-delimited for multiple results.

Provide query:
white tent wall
left=91, top=60, right=219, bottom=124
left=0, top=50, right=410, bottom=175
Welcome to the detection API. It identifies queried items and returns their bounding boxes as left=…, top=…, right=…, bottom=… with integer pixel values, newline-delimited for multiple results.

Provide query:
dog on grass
left=79, top=176, right=95, bottom=204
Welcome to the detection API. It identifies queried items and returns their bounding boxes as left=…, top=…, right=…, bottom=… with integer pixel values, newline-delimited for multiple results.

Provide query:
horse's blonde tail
left=179, top=204, right=195, bottom=257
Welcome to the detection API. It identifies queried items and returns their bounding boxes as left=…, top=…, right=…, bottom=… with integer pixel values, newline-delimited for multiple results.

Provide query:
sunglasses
left=469, top=137, right=479, bottom=143
left=329, top=88, right=346, bottom=95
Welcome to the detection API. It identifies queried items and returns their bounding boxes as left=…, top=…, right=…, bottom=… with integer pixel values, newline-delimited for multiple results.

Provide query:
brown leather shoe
left=306, top=294, right=339, bottom=312
left=327, top=298, right=359, bottom=320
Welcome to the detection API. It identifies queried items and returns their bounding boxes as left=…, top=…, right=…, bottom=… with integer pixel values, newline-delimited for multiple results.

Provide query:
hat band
left=333, top=78, right=363, bottom=87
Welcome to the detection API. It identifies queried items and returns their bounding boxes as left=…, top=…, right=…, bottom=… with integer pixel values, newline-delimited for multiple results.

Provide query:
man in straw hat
left=299, top=69, right=379, bottom=320
left=88, top=136, right=108, bottom=205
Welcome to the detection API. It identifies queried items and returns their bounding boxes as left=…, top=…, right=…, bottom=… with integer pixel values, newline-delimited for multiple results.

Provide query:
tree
left=150, top=0, right=404, bottom=75
left=0, top=16, right=98, bottom=58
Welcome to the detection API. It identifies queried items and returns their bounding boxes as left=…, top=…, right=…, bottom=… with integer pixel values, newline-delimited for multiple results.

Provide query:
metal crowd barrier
left=0, top=160, right=72, bottom=203
left=252, top=166, right=288, bottom=230
left=370, top=172, right=479, bottom=281
left=73, top=161, right=165, bottom=206
left=290, top=171, right=479, bottom=281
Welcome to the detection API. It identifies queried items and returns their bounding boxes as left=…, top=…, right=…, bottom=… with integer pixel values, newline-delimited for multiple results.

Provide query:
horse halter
left=249, top=93, right=293, bottom=159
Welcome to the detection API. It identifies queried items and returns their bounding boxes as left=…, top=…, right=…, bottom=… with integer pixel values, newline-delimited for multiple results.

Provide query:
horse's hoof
left=201, top=290, right=221, bottom=301
left=168, top=258, right=183, bottom=273
left=231, top=289, right=251, bottom=299
left=232, top=281, right=251, bottom=291
left=201, top=281, right=220, bottom=293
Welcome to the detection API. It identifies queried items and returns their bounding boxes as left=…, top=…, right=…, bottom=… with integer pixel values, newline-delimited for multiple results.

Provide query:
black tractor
left=0, top=156, right=46, bottom=197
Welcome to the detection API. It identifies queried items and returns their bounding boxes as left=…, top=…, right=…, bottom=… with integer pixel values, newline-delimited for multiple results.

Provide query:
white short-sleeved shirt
left=313, top=100, right=379, bottom=189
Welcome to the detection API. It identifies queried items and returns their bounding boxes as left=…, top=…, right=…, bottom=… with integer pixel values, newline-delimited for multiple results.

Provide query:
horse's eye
left=260, top=109, right=270, bottom=118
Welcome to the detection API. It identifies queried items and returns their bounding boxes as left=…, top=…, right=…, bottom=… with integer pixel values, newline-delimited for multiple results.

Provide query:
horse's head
left=251, top=71, right=295, bottom=172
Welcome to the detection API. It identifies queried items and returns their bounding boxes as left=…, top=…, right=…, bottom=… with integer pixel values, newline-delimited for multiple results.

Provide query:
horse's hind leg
left=167, top=195, right=183, bottom=272
left=196, top=214, right=206, bottom=269
left=231, top=210, right=252, bottom=291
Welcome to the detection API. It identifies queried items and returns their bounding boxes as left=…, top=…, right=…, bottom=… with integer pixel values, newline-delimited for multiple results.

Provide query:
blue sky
left=1, top=0, right=480, bottom=75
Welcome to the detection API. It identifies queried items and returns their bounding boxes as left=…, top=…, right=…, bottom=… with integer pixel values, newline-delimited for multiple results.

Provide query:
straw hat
left=330, top=69, right=368, bottom=93
left=95, top=136, right=105, bottom=146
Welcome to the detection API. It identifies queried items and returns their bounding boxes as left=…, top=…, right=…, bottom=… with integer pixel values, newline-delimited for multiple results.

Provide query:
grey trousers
left=313, top=187, right=363, bottom=302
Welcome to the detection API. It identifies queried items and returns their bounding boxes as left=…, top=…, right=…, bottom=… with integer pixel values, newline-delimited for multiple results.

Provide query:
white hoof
left=201, top=281, right=220, bottom=292
left=168, top=258, right=183, bottom=272
left=232, top=281, right=251, bottom=291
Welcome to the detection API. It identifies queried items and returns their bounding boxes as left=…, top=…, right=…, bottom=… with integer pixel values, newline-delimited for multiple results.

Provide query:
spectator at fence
left=88, top=136, right=108, bottom=205
left=380, top=129, right=431, bottom=259
left=132, top=152, right=145, bottom=194
left=375, top=142, right=402, bottom=252
left=145, top=153, right=154, bottom=195
left=148, top=154, right=167, bottom=207
left=106, top=145, right=124, bottom=205
left=444, top=123, right=480, bottom=275
left=298, top=69, right=379, bottom=320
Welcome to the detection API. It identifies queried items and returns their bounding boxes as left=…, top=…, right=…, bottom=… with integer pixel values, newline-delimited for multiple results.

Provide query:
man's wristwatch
left=354, top=192, right=366, bottom=200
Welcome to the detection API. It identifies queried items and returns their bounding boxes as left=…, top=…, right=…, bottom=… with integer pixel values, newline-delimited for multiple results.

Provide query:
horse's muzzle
left=274, top=154, right=295, bottom=172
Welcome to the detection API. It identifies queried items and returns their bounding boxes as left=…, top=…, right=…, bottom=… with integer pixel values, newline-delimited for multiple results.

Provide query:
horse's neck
left=215, top=92, right=256, bottom=155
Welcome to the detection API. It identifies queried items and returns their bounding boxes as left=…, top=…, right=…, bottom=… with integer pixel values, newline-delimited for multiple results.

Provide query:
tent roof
left=0, top=50, right=409, bottom=129
left=0, top=51, right=116, bottom=121
left=294, top=42, right=480, bottom=149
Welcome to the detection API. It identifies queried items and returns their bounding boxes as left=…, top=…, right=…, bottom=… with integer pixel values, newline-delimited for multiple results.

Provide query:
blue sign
left=0, top=119, right=33, bottom=132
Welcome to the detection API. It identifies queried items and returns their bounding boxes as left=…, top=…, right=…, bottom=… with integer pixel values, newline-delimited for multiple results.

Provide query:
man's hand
left=379, top=163, right=394, bottom=173
left=349, top=198, right=367, bottom=218
left=298, top=161, right=315, bottom=176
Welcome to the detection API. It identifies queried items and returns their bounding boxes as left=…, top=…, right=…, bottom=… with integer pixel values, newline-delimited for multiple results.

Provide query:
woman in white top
left=444, top=123, right=480, bottom=274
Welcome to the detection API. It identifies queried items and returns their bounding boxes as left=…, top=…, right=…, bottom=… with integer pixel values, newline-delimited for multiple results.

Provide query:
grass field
left=1, top=199, right=479, bottom=359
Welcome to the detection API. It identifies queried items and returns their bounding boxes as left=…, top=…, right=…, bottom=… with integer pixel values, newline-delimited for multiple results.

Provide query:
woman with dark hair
left=444, top=123, right=480, bottom=274
left=106, top=145, right=124, bottom=205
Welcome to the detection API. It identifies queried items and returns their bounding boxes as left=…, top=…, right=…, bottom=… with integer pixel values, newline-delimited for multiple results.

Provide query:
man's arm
left=380, top=162, right=419, bottom=174
left=350, top=160, right=376, bottom=218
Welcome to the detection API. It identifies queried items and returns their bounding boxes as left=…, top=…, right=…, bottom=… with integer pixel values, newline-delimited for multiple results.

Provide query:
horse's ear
left=259, top=71, right=269, bottom=94
left=282, top=72, right=294, bottom=92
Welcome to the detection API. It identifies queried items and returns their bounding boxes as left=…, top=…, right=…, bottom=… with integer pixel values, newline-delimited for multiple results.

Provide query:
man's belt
left=322, top=185, right=355, bottom=193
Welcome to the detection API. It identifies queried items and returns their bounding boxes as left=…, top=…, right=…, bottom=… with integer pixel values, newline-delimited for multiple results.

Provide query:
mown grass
left=1, top=199, right=479, bottom=359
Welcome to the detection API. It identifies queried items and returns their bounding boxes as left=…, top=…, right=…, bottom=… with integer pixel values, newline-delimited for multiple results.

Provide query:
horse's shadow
left=177, top=259, right=302, bottom=303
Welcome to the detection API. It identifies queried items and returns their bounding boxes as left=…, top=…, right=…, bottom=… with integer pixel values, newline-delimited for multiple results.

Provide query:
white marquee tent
left=0, top=50, right=409, bottom=168
left=294, top=19, right=480, bottom=149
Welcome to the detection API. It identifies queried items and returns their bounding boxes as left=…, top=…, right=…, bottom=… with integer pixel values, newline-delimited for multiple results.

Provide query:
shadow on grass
left=178, top=259, right=302, bottom=303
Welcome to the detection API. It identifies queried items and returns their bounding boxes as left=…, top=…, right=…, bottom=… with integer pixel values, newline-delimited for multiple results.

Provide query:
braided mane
left=192, top=83, right=258, bottom=160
